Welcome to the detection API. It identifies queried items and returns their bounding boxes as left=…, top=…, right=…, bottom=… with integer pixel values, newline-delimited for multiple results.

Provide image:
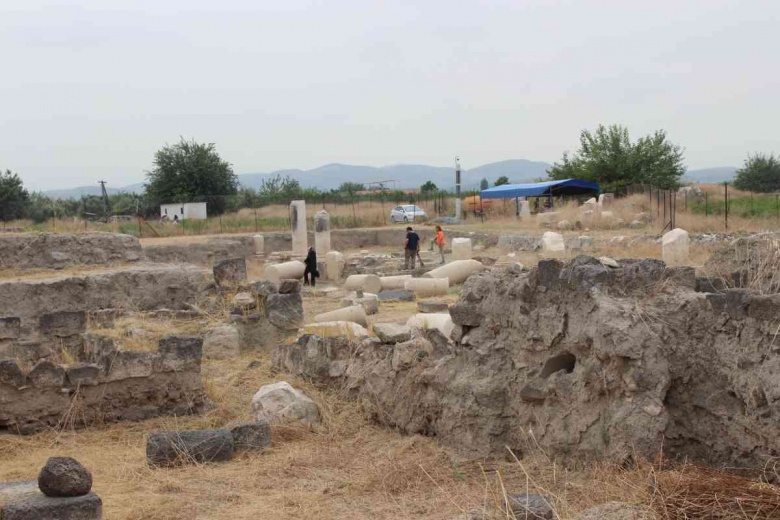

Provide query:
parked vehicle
left=390, top=204, right=427, bottom=223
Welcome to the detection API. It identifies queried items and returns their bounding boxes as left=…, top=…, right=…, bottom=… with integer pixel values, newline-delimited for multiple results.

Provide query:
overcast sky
left=2, top=0, right=778, bottom=190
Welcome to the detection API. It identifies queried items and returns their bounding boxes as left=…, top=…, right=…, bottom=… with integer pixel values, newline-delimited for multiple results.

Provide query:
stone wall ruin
left=0, top=232, right=143, bottom=269
left=0, top=334, right=206, bottom=434
left=273, top=256, right=780, bottom=471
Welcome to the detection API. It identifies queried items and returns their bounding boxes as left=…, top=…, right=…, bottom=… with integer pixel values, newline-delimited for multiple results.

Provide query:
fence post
left=705, top=191, right=709, bottom=216
left=254, top=207, right=259, bottom=232
left=724, top=182, right=729, bottom=230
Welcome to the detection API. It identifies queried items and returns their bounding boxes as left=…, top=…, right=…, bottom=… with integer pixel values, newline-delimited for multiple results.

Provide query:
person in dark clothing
left=303, top=247, right=318, bottom=286
left=404, top=227, right=420, bottom=270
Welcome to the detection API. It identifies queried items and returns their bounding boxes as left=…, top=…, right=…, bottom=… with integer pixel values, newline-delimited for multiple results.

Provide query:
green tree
left=548, top=124, right=685, bottom=191
left=494, top=176, right=510, bottom=186
left=479, top=178, right=489, bottom=190
left=733, top=153, right=780, bottom=193
left=338, top=182, right=365, bottom=195
left=0, top=169, right=30, bottom=221
left=420, top=180, right=438, bottom=193
left=145, top=138, right=238, bottom=214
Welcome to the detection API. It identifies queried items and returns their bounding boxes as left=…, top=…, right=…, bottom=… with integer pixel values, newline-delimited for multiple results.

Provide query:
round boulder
left=38, top=457, right=92, bottom=497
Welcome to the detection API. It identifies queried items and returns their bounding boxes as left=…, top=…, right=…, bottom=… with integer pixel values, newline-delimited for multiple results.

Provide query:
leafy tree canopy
left=0, top=169, right=30, bottom=221
left=479, top=178, right=489, bottom=190
left=494, top=176, right=510, bottom=186
left=338, top=182, right=365, bottom=195
left=548, top=124, right=685, bottom=191
left=145, top=138, right=238, bottom=214
left=420, top=180, right=438, bottom=192
left=733, top=153, right=780, bottom=193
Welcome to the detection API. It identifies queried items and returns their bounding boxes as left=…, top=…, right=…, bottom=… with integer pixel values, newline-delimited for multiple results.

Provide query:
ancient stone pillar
left=326, top=251, right=345, bottom=281
left=451, top=238, right=472, bottom=261
left=423, top=259, right=484, bottom=285
left=314, top=210, right=331, bottom=254
left=290, top=200, right=307, bottom=255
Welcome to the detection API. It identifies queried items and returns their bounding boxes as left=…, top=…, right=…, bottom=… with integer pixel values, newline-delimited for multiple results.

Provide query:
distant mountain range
left=683, top=167, right=738, bottom=184
left=41, top=160, right=739, bottom=200
left=42, top=159, right=552, bottom=199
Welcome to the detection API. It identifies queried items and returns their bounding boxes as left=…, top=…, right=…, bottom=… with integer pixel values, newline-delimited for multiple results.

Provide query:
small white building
left=160, top=202, right=207, bottom=221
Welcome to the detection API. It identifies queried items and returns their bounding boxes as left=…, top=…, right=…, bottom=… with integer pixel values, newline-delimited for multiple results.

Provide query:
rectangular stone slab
left=0, top=481, right=102, bottom=519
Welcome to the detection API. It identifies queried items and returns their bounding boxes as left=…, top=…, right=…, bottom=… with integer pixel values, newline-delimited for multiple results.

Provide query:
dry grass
left=0, top=350, right=660, bottom=520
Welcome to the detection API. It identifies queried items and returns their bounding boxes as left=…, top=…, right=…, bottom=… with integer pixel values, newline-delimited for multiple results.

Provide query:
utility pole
left=98, top=180, right=110, bottom=222
left=454, top=157, right=462, bottom=220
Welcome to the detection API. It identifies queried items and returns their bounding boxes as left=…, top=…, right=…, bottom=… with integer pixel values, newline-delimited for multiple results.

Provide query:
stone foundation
left=0, top=335, right=206, bottom=434
left=0, top=232, right=143, bottom=269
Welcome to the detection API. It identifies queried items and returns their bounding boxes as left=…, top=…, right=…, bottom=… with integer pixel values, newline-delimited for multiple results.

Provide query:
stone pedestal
left=326, top=251, right=345, bottom=281
left=451, top=238, right=472, bottom=261
left=519, top=200, right=531, bottom=218
left=253, top=235, right=264, bottom=255
left=314, top=210, right=331, bottom=254
left=290, top=200, right=308, bottom=255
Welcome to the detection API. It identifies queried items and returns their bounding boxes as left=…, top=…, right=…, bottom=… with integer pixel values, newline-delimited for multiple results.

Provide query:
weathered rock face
left=251, top=381, right=320, bottom=427
left=0, top=232, right=143, bottom=269
left=272, top=256, right=780, bottom=470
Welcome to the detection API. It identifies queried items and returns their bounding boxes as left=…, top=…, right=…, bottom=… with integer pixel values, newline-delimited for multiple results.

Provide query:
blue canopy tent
left=479, top=179, right=600, bottom=216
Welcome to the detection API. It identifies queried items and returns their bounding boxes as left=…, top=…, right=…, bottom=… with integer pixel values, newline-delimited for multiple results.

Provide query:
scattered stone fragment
left=146, top=429, right=234, bottom=467
left=662, top=228, right=689, bottom=266
left=417, top=301, right=449, bottom=313
left=278, top=279, right=301, bottom=294
left=213, top=257, right=247, bottom=287
left=251, top=381, right=321, bottom=427
left=377, top=290, right=415, bottom=301
left=265, top=292, right=304, bottom=331
left=541, top=232, right=565, bottom=253
left=303, top=321, right=370, bottom=338
left=230, top=419, right=272, bottom=452
left=556, top=219, right=573, bottom=231
left=231, top=292, right=256, bottom=311
left=598, top=256, right=620, bottom=268
left=38, top=457, right=92, bottom=498
left=373, top=322, right=412, bottom=344
left=505, top=493, right=554, bottom=519
left=203, top=324, right=241, bottom=359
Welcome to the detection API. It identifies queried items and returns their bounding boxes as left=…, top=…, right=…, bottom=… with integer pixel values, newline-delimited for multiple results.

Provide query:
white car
left=390, top=204, right=427, bottom=223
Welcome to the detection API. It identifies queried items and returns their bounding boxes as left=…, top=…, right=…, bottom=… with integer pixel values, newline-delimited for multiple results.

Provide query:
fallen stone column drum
left=380, top=275, right=412, bottom=290
left=406, top=313, right=455, bottom=338
left=422, top=259, right=484, bottom=286
left=344, top=274, right=382, bottom=294
left=314, top=305, right=368, bottom=327
left=404, top=277, right=449, bottom=296
left=264, top=261, right=306, bottom=284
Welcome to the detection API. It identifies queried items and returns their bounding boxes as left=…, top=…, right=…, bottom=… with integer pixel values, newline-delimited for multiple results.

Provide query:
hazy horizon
left=2, top=0, right=778, bottom=191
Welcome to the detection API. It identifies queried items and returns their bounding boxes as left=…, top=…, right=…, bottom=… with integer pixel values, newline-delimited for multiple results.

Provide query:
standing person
left=432, top=225, right=445, bottom=264
left=404, top=226, right=420, bottom=270
left=303, top=246, right=318, bottom=286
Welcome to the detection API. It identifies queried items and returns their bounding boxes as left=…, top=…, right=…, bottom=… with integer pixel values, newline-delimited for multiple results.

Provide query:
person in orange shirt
left=432, top=225, right=445, bottom=264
